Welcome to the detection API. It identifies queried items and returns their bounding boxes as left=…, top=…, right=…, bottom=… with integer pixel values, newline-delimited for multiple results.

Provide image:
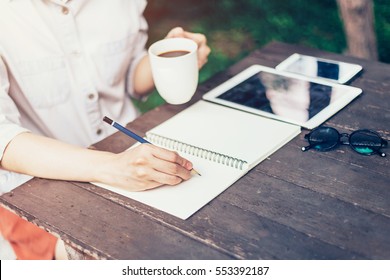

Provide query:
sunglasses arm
left=377, top=150, right=386, bottom=157
left=377, top=139, right=388, bottom=157
left=301, top=145, right=313, bottom=152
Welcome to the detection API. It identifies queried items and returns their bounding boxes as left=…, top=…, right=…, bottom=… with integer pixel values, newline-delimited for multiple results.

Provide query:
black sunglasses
left=302, top=126, right=388, bottom=157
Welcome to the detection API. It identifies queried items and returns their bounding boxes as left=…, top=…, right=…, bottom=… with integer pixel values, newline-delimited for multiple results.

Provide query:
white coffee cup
left=148, top=38, right=198, bottom=105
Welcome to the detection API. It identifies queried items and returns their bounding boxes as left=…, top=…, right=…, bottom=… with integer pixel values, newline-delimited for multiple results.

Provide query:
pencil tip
left=103, top=116, right=113, bottom=125
left=192, top=169, right=201, bottom=176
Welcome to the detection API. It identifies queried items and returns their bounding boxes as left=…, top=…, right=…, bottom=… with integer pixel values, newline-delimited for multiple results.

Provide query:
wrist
left=89, top=150, right=118, bottom=185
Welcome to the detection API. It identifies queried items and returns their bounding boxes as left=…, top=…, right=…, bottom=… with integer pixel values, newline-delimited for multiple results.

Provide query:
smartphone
left=276, top=53, right=362, bottom=84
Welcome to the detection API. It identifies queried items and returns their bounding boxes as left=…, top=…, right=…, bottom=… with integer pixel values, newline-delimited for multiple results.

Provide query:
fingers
left=149, top=145, right=193, bottom=181
left=130, top=165, right=184, bottom=190
left=183, top=31, right=206, bottom=47
left=183, top=31, right=211, bottom=69
left=151, top=146, right=193, bottom=171
left=197, top=42, right=211, bottom=69
left=165, top=26, right=211, bottom=69
left=165, top=27, right=185, bottom=38
left=130, top=144, right=193, bottom=187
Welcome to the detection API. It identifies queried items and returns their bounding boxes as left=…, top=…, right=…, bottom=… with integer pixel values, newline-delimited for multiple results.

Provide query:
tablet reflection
left=216, top=71, right=343, bottom=123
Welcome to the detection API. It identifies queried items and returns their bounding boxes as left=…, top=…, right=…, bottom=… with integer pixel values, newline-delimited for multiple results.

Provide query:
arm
left=1, top=132, right=193, bottom=191
left=0, top=51, right=192, bottom=191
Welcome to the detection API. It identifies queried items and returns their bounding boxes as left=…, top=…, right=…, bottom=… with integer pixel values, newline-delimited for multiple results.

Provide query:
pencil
left=103, top=116, right=201, bottom=176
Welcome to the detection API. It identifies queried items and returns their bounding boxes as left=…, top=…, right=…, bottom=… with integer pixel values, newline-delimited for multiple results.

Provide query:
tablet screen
left=203, top=65, right=362, bottom=129
left=216, top=71, right=336, bottom=123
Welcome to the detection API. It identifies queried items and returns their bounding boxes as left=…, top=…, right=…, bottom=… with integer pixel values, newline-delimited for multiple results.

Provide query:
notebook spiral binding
left=146, top=132, right=248, bottom=170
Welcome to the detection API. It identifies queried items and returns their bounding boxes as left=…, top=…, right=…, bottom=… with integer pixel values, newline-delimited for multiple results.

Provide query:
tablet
left=276, top=53, right=362, bottom=84
left=202, top=65, right=362, bottom=129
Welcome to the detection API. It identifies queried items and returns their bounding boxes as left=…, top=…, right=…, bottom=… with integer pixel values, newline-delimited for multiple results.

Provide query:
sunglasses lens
left=308, top=127, right=339, bottom=151
left=350, top=130, right=382, bottom=155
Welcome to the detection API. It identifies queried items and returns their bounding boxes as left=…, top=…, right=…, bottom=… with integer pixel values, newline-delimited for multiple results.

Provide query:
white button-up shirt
left=0, top=0, right=148, bottom=190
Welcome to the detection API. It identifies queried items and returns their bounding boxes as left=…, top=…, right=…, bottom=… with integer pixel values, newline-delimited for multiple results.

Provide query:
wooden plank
left=0, top=179, right=233, bottom=260
left=1, top=176, right=363, bottom=259
left=219, top=167, right=390, bottom=259
left=72, top=181, right=365, bottom=259
left=259, top=137, right=390, bottom=215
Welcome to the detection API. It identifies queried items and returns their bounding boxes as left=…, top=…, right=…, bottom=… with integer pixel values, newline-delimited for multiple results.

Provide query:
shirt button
left=88, top=93, right=97, bottom=101
left=62, top=7, right=69, bottom=15
left=96, top=129, right=103, bottom=135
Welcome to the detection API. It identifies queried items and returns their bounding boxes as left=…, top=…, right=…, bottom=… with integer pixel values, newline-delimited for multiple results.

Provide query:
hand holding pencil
left=101, top=117, right=198, bottom=191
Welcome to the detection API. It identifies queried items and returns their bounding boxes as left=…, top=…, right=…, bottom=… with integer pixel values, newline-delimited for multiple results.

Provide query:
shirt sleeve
left=126, top=0, right=149, bottom=100
left=0, top=55, right=30, bottom=162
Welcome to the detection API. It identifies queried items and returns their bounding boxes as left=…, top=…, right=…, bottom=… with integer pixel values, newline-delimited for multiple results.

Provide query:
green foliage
left=140, top=0, right=389, bottom=113
left=374, top=0, right=390, bottom=62
left=196, top=0, right=346, bottom=53
left=131, top=90, right=164, bottom=114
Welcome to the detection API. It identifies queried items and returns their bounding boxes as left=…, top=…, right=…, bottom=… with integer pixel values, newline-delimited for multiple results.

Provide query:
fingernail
left=186, top=161, right=193, bottom=170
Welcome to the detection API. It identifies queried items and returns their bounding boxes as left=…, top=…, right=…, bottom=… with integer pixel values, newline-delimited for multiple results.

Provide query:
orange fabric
left=0, top=206, right=57, bottom=260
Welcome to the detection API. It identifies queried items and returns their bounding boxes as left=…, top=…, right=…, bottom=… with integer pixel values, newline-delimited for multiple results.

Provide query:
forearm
left=0, top=132, right=113, bottom=183
left=0, top=132, right=193, bottom=191
left=132, top=55, right=155, bottom=97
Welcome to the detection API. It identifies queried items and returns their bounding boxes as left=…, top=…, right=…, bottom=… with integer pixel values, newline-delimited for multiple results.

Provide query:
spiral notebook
left=94, top=100, right=300, bottom=219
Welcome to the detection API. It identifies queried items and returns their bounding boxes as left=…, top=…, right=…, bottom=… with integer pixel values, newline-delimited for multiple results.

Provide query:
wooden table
left=1, top=42, right=389, bottom=260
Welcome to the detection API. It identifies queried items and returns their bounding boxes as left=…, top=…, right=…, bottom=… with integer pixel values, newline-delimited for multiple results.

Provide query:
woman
left=0, top=0, right=210, bottom=259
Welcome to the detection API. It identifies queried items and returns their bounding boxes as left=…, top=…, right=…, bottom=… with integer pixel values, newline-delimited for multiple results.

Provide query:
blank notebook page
left=93, top=100, right=300, bottom=219
left=147, top=100, right=300, bottom=167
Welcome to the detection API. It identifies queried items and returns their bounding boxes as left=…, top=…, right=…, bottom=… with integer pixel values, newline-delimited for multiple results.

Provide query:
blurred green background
left=133, top=0, right=390, bottom=112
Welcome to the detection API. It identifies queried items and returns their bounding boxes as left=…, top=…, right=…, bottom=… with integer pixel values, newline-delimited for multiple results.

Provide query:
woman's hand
left=166, top=27, right=211, bottom=69
left=98, top=144, right=194, bottom=191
